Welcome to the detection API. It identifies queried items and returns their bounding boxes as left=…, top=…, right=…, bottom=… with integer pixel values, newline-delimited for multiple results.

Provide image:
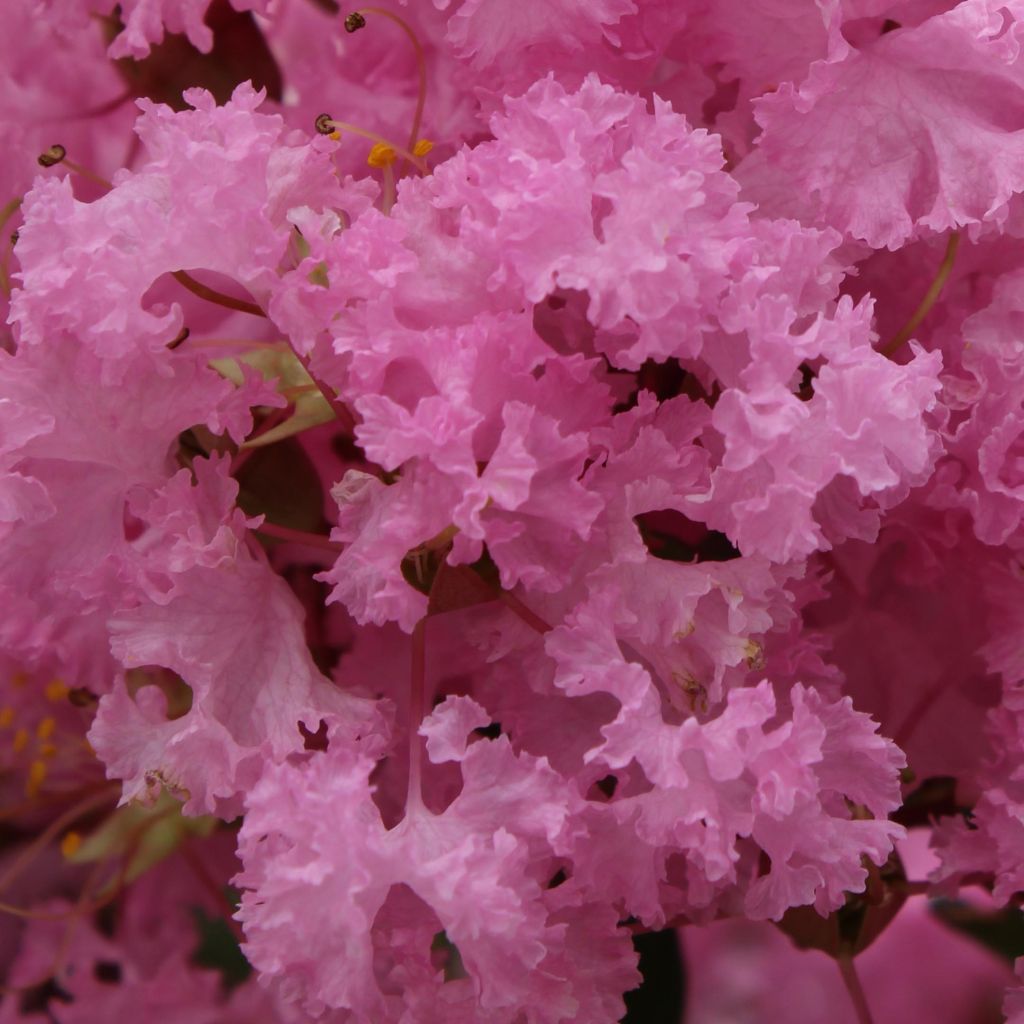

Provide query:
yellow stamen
left=329, top=130, right=341, bottom=141
left=44, top=679, right=70, bottom=702
left=60, top=831, right=82, bottom=859
left=0, top=708, right=13, bottom=729
left=12, top=728, right=29, bottom=753
left=743, top=640, right=765, bottom=671
left=412, top=139, right=434, bottom=158
left=323, top=119, right=428, bottom=173
left=25, top=760, right=46, bottom=798
left=38, top=742, right=57, bottom=759
left=367, top=142, right=397, bottom=168
left=36, top=717, right=56, bottom=741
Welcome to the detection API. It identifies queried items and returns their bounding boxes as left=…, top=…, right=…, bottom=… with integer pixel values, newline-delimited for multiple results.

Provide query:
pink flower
left=6, top=2, right=1024, bottom=1020
left=740, top=0, right=1024, bottom=247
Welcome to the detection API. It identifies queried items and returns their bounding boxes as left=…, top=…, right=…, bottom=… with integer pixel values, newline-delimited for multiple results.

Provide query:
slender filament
left=880, top=232, right=960, bottom=358
left=171, top=270, right=267, bottom=318
left=0, top=786, right=117, bottom=899
left=325, top=119, right=428, bottom=174
left=255, top=522, right=343, bottom=552
left=357, top=7, right=428, bottom=160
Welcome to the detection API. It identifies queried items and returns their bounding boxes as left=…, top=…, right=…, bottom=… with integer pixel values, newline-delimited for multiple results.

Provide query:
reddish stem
left=289, top=344, right=357, bottom=433
left=231, top=405, right=293, bottom=475
left=838, top=954, right=876, bottom=1024
left=498, top=590, right=553, bottom=634
left=406, top=618, right=427, bottom=813
left=172, top=270, right=266, bottom=318
left=255, top=521, right=343, bottom=553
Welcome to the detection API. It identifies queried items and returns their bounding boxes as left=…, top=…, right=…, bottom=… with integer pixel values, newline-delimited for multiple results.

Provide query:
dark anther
left=167, top=326, right=190, bottom=350
left=796, top=362, right=816, bottom=401
left=68, top=687, right=98, bottom=708
left=19, top=977, right=72, bottom=1014
left=344, top=11, right=366, bottom=32
left=881, top=18, right=901, bottom=33
left=9, top=231, right=18, bottom=246
left=314, top=112, right=335, bottom=135
left=93, top=960, right=123, bottom=984
left=37, top=144, right=67, bottom=168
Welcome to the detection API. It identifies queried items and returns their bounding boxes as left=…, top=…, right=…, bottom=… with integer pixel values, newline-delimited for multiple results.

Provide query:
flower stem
left=255, top=521, right=343, bottom=552
left=232, top=405, right=293, bottom=473
left=498, top=590, right=553, bottom=634
left=406, top=617, right=427, bottom=812
left=286, top=344, right=357, bottom=433
left=838, top=953, right=876, bottom=1024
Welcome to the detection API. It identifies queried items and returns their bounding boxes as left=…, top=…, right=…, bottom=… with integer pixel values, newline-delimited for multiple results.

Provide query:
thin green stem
left=880, top=233, right=960, bottom=358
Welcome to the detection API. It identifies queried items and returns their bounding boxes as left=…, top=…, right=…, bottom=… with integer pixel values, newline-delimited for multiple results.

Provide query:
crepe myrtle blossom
left=0, top=1, right=1022, bottom=1022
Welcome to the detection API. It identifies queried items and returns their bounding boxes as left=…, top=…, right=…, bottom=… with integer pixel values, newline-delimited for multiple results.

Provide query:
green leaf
left=191, top=905, right=253, bottom=989
left=66, top=790, right=216, bottom=891
left=210, top=346, right=336, bottom=448
left=430, top=931, right=467, bottom=982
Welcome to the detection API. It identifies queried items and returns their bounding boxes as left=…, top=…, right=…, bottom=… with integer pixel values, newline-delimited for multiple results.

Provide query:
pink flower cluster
left=2, top=0, right=1024, bottom=1021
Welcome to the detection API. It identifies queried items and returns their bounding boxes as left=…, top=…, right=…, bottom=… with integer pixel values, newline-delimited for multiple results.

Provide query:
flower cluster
left=2, top=1, right=1024, bottom=1021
